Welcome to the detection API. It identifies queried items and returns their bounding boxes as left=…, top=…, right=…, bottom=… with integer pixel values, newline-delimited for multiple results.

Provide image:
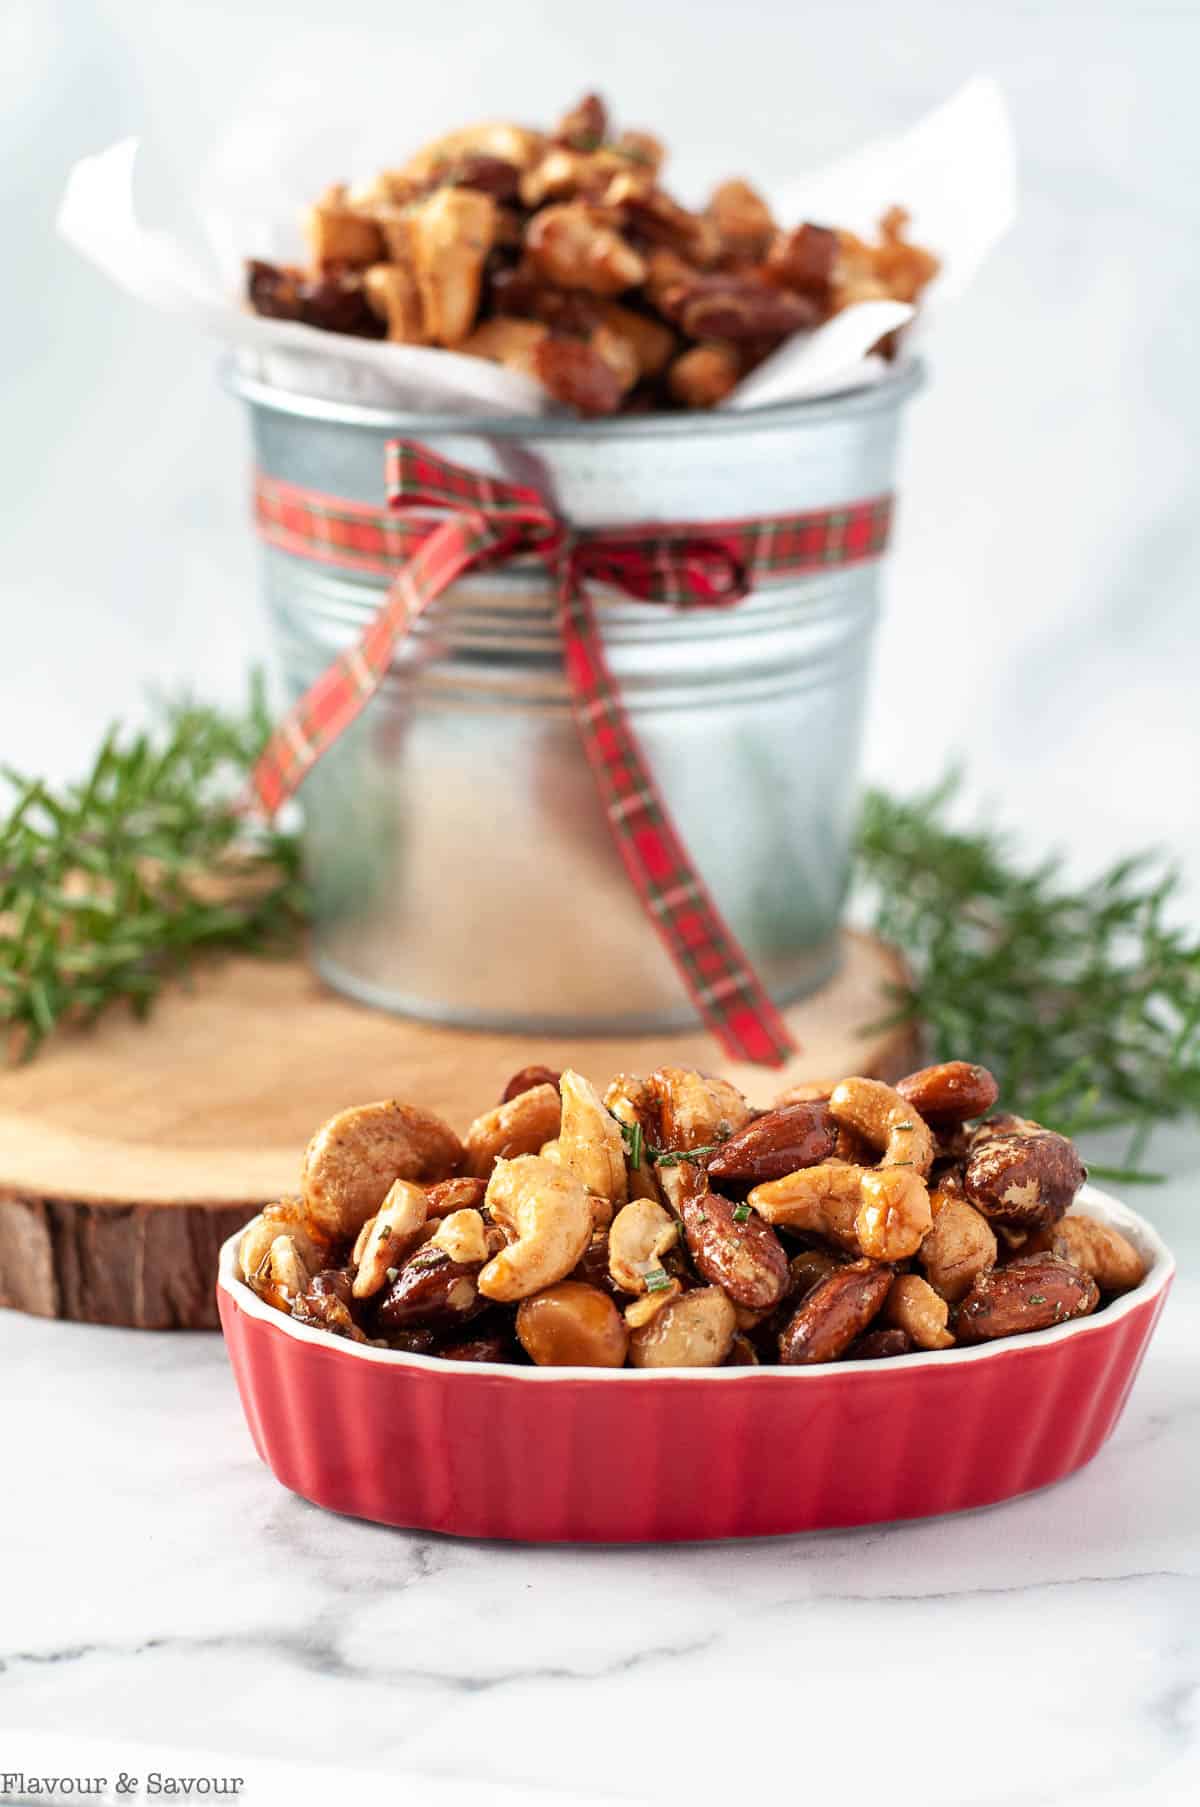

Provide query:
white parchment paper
left=57, top=76, right=1015, bottom=417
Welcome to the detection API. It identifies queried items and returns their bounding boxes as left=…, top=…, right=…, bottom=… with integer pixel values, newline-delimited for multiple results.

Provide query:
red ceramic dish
left=218, top=1186, right=1173, bottom=1543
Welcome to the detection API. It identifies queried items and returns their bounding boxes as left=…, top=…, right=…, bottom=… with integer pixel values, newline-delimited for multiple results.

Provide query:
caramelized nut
left=628, top=1286, right=737, bottom=1369
left=679, top=1188, right=790, bottom=1310
left=708, top=178, right=776, bottom=261
left=424, top=1176, right=488, bottom=1216
left=1029, top=1213, right=1146, bottom=1294
left=779, top=1261, right=893, bottom=1365
left=608, top=1197, right=679, bottom=1293
left=706, top=1101, right=837, bottom=1185
left=649, top=1066, right=753, bottom=1153
left=667, top=341, right=741, bottom=408
left=748, top=1161, right=863, bottom=1252
left=352, top=1179, right=430, bottom=1298
left=855, top=1166, right=933, bottom=1263
left=526, top=203, right=646, bottom=294
left=918, top=1194, right=997, bottom=1303
left=897, top=1061, right=999, bottom=1125
left=956, top=1255, right=1099, bottom=1343
left=964, top=1125, right=1086, bottom=1229
left=557, top=1068, right=628, bottom=1221
left=375, top=1244, right=485, bottom=1332
left=846, top=1327, right=914, bottom=1361
left=302, top=1101, right=464, bottom=1241
left=463, top=1083, right=562, bottom=1180
left=828, top=1077, right=934, bottom=1177
left=516, top=1280, right=629, bottom=1367
left=479, top=1154, right=594, bottom=1301
left=533, top=336, right=625, bottom=415
left=304, top=197, right=384, bottom=268
left=501, top=1064, right=563, bottom=1103
left=883, top=1273, right=954, bottom=1350
left=429, top=1208, right=490, bottom=1266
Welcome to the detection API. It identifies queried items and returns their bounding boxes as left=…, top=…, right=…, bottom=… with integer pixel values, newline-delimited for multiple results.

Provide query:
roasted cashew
left=649, top=1065, right=754, bottom=1153
left=748, top=1158, right=930, bottom=1262
left=828, top=1077, right=934, bottom=1177
left=918, top=1195, right=997, bottom=1303
left=668, top=342, right=741, bottom=409
left=429, top=1208, right=490, bottom=1267
left=628, top=1286, right=737, bottom=1369
left=526, top=203, right=646, bottom=295
left=557, top=1068, right=627, bottom=1224
left=603, top=1073, right=661, bottom=1201
left=364, top=261, right=427, bottom=344
left=460, top=316, right=548, bottom=378
left=238, top=1197, right=324, bottom=1284
left=302, top=1100, right=464, bottom=1241
left=855, top=1166, right=933, bottom=1262
left=707, top=178, right=776, bottom=259
left=747, top=1161, right=864, bottom=1252
left=478, top=1155, right=594, bottom=1302
left=1032, top=1213, right=1146, bottom=1294
left=245, top=1233, right=311, bottom=1313
left=463, top=1083, right=562, bottom=1180
left=303, top=198, right=384, bottom=269
left=352, top=1180, right=430, bottom=1298
left=408, top=187, right=497, bottom=346
left=883, top=1273, right=954, bottom=1350
left=623, top=1282, right=683, bottom=1329
left=608, top=1197, right=679, bottom=1293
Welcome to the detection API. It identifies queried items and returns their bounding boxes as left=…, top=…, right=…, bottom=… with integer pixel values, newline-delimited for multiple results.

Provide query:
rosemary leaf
left=856, top=776, right=1200, bottom=1167
left=0, top=680, right=305, bottom=1060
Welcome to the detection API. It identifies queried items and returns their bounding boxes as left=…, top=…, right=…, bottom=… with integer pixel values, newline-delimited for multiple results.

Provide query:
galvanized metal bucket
left=233, top=364, right=923, bottom=1034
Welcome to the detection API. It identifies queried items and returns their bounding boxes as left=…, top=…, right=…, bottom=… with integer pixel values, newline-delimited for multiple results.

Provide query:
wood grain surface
left=0, top=932, right=919, bottom=1328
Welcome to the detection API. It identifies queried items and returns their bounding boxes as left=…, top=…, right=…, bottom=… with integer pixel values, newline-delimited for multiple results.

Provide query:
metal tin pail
left=233, top=363, right=923, bottom=1034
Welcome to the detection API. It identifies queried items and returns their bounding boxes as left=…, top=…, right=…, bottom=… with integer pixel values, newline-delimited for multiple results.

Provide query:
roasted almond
left=680, top=1188, right=790, bottom=1310
left=897, top=1061, right=999, bottom=1125
left=374, top=1245, right=485, bottom=1332
left=778, top=1261, right=893, bottom=1365
left=706, top=1101, right=837, bottom=1184
left=964, top=1128, right=1086, bottom=1229
left=955, top=1254, right=1099, bottom=1343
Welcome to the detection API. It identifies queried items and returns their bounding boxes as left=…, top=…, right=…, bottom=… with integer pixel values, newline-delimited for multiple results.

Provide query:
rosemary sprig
left=856, top=775, right=1200, bottom=1174
left=3, top=694, right=1198, bottom=1186
left=0, top=676, right=305, bottom=1059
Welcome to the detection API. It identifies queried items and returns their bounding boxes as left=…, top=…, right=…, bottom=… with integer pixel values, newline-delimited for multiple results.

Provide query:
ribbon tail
left=248, top=514, right=490, bottom=816
left=555, top=568, right=799, bottom=1069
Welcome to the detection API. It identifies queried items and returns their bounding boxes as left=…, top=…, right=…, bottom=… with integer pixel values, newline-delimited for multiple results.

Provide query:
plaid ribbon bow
left=252, top=440, right=893, bottom=1067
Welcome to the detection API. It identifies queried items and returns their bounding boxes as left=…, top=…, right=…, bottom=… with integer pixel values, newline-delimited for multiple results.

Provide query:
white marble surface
left=1, top=1131, right=1196, bottom=1804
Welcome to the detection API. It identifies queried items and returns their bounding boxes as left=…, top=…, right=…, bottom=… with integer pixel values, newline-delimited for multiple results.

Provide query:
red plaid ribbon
left=252, top=442, right=893, bottom=1067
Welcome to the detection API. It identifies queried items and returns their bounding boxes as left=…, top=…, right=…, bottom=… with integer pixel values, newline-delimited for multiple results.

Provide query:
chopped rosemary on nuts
left=643, top=1267, right=672, bottom=1294
left=616, top=1117, right=644, bottom=1171
left=655, top=1143, right=726, bottom=1167
left=732, top=1203, right=751, bottom=1223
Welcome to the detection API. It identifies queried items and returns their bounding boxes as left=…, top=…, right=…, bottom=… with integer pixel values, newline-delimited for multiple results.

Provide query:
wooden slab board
left=0, top=932, right=919, bottom=1329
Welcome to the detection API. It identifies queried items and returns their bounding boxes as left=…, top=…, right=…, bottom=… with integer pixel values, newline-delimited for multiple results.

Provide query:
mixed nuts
left=244, top=91, right=939, bottom=414
left=236, top=1057, right=1148, bottom=1368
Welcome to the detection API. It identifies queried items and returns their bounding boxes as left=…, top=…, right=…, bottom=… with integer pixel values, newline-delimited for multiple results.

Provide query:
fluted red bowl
left=218, top=1186, right=1172, bottom=1543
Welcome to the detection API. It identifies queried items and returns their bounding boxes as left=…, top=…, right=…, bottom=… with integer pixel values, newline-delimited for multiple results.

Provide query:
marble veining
left=2, top=1131, right=1197, bottom=1804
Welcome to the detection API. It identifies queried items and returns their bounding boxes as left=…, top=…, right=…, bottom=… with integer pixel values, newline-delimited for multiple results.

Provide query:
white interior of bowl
left=217, top=1184, right=1174, bottom=1381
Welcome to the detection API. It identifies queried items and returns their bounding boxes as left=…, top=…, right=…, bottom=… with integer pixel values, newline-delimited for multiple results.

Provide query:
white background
left=1, top=11, right=1199, bottom=1799
left=3, top=0, right=1198, bottom=891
